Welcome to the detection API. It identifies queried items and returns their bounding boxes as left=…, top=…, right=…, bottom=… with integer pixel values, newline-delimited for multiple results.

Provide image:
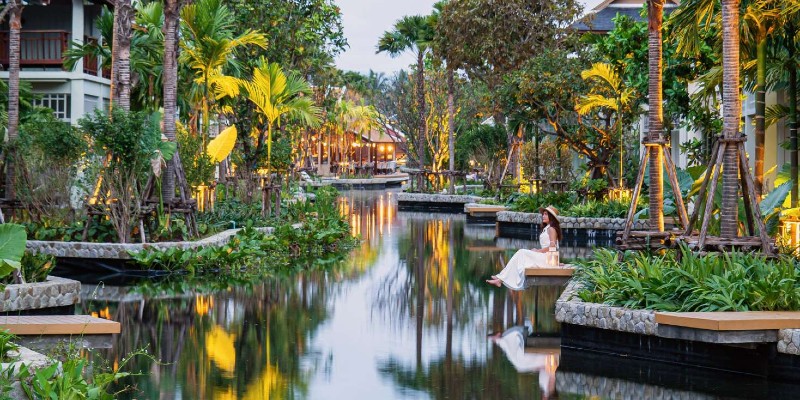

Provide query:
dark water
left=72, top=190, right=777, bottom=399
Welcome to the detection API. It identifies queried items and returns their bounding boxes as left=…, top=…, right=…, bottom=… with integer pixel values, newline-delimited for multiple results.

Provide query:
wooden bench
left=464, top=205, right=507, bottom=215
left=525, top=265, right=575, bottom=277
left=655, top=311, right=800, bottom=331
left=0, top=315, right=121, bottom=335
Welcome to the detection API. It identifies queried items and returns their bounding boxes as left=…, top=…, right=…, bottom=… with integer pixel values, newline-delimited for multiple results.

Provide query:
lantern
left=546, top=247, right=559, bottom=267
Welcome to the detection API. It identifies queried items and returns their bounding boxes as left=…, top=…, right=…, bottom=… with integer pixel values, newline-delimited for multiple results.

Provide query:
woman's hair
left=541, top=210, right=562, bottom=242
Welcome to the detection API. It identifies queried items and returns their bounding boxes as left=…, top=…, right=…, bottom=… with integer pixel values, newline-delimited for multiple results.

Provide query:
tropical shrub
left=566, top=199, right=632, bottom=218
left=0, top=253, right=55, bottom=285
left=575, top=248, right=800, bottom=312
left=0, top=224, right=27, bottom=282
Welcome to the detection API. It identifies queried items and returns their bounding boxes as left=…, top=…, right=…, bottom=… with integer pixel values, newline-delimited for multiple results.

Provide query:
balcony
left=0, top=30, right=107, bottom=78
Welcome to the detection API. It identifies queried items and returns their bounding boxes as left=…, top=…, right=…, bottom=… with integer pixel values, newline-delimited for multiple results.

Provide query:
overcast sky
left=333, top=0, right=604, bottom=75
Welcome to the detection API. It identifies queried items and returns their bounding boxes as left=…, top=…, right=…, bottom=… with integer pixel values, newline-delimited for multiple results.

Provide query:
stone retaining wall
left=26, top=227, right=274, bottom=260
left=555, top=280, right=657, bottom=335
left=396, top=192, right=482, bottom=204
left=556, top=371, right=715, bottom=400
left=778, top=329, right=800, bottom=355
left=1, top=276, right=80, bottom=313
left=497, top=211, right=649, bottom=230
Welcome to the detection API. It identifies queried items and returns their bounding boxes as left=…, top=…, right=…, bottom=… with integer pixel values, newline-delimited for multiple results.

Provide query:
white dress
left=494, top=225, right=557, bottom=290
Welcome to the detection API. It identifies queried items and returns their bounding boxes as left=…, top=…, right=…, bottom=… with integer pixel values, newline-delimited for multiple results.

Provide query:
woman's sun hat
left=538, top=205, right=559, bottom=223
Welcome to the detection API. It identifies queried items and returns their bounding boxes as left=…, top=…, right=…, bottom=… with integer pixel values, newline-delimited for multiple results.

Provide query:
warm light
left=546, top=247, right=559, bottom=267
left=608, top=188, right=632, bottom=202
left=781, top=217, right=800, bottom=254
left=379, top=145, right=385, bottom=152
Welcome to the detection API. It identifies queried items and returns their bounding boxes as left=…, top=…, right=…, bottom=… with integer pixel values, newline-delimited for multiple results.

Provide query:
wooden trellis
left=617, top=139, right=689, bottom=251
left=678, top=135, right=773, bottom=255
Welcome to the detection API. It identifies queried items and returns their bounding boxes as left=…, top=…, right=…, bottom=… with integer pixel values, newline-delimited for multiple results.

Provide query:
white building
left=1, top=0, right=111, bottom=124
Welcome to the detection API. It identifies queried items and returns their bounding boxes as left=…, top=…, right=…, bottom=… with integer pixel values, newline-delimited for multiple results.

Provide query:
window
left=33, top=93, right=71, bottom=120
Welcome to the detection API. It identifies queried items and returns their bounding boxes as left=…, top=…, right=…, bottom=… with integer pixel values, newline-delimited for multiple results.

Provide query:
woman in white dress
left=486, top=206, right=562, bottom=290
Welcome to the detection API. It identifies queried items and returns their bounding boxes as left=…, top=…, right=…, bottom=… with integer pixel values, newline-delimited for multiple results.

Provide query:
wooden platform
left=655, top=311, right=800, bottom=331
left=464, top=205, right=507, bottom=215
left=524, top=266, right=574, bottom=277
left=0, top=315, right=121, bottom=335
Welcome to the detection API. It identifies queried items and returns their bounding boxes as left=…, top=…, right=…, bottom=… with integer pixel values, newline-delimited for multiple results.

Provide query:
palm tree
left=720, top=0, right=741, bottom=237
left=648, top=0, right=666, bottom=231
left=238, top=58, right=322, bottom=175
left=180, top=0, right=266, bottom=140
left=161, top=0, right=190, bottom=202
left=377, top=15, right=435, bottom=169
left=114, top=0, right=134, bottom=111
left=64, top=2, right=165, bottom=111
left=4, top=0, right=22, bottom=201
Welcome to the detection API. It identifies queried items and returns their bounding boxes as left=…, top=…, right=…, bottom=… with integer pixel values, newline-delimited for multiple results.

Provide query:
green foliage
left=196, top=198, right=276, bottom=234
left=0, top=224, right=27, bottom=280
left=567, top=199, right=631, bottom=218
left=0, top=330, right=19, bottom=361
left=177, top=124, right=215, bottom=188
left=576, top=248, right=800, bottom=312
left=80, top=109, right=161, bottom=173
left=509, top=192, right=576, bottom=213
left=0, top=253, right=55, bottom=285
left=20, top=218, right=115, bottom=243
left=19, top=109, right=87, bottom=163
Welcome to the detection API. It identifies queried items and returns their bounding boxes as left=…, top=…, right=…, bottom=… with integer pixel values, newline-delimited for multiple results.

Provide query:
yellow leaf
left=206, top=126, right=237, bottom=163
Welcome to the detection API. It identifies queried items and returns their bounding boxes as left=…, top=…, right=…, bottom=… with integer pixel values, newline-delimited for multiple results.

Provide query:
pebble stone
left=497, top=211, right=649, bottom=230
left=396, top=192, right=482, bottom=204
left=0, top=276, right=80, bottom=312
left=556, top=371, right=715, bottom=399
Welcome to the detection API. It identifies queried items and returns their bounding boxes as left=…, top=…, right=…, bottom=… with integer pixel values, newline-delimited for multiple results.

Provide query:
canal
left=73, top=190, right=779, bottom=399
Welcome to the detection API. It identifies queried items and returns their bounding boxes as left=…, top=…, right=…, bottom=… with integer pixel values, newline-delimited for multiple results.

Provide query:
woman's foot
left=485, top=278, right=502, bottom=287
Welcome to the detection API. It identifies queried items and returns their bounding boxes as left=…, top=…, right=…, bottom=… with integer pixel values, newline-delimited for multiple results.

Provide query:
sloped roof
left=573, top=4, right=678, bottom=33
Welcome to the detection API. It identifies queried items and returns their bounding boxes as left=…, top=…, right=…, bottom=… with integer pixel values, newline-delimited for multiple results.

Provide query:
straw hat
left=538, top=205, right=559, bottom=223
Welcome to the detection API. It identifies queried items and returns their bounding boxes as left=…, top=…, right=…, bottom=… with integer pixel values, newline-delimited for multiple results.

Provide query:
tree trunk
left=720, top=0, right=741, bottom=238
left=416, top=51, right=427, bottom=169
left=754, top=32, right=766, bottom=196
left=647, top=0, right=665, bottom=232
left=5, top=2, right=23, bottom=201
left=110, top=0, right=120, bottom=109
left=789, top=23, right=798, bottom=208
left=447, top=67, right=455, bottom=194
left=161, top=0, right=183, bottom=202
left=115, top=0, right=133, bottom=111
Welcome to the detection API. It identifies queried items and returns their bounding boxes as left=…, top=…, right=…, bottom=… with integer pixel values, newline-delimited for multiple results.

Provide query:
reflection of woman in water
left=486, top=206, right=562, bottom=290
left=490, top=326, right=558, bottom=398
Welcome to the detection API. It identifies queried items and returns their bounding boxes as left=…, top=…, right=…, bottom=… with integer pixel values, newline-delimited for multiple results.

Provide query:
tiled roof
left=573, top=6, right=677, bottom=33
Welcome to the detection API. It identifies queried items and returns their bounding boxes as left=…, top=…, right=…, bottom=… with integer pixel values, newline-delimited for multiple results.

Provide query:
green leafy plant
left=1, top=253, right=55, bottom=285
left=575, top=247, right=800, bottom=312
left=0, top=224, right=27, bottom=280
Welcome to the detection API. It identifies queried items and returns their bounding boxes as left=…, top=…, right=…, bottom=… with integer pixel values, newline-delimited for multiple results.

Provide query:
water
left=72, top=190, right=788, bottom=399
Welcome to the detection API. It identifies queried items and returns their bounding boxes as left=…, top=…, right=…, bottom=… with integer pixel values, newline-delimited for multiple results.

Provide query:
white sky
left=333, top=0, right=604, bottom=75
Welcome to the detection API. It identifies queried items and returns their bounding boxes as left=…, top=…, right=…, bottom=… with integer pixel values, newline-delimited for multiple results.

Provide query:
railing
left=83, top=36, right=98, bottom=75
left=0, top=30, right=70, bottom=68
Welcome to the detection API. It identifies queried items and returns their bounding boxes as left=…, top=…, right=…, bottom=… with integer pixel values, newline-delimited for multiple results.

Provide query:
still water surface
left=73, top=190, right=775, bottom=399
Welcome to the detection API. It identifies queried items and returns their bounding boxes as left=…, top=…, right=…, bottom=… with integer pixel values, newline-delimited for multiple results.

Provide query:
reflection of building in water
left=338, top=190, right=397, bottom=242
left=493, top=326, right=559, bottom=398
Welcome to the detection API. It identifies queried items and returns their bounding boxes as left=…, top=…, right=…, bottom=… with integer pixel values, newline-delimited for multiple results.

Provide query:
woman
left=486, top=206, right=562, bottom=289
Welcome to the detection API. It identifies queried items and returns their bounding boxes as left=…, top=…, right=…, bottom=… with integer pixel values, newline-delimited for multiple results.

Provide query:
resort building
left=0, top=0, right=111, bottom=125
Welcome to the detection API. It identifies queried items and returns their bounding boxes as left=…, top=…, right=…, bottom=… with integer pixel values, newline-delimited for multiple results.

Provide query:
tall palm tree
left=720, top=0, right=741, bottom=237
left=180, top=0, right=266, bottom=139
left=648, top=0, right=666, bottom=231
left=114, top=0, right=134, bottom=111
left=4, top=0, right=22, bottom=201
left=161, top=0, right=190, bottom=202
left=377, top=15, right=435, bottom=169
left=238, top=58, right=321, bottom=175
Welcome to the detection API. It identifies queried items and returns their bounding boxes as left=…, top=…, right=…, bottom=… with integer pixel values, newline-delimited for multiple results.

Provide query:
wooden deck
left=655, top=311, right=800, bottom=331
left=464, top=205, right=507, bottom=215
left=524, top=266, right=575, bottom=277
left=0, top=315, right=121, bottom=335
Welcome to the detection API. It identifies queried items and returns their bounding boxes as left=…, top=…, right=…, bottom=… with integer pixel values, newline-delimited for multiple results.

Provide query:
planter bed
left=556, top=280, right=800, bottom=380
left=0, top=276, right=80, bottom=316
left=496, top=211, right=648, bottom=242
left=305, top=175, right=408, bottom=190
left=26, top=227, right=275, bottom=260
left=396, top=193, right=482, bottom=213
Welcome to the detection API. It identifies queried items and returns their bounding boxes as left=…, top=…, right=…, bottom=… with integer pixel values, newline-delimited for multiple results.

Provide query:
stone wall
left=556, top=371, right=715, bottom=400
left=0, top=276, right=80, bottom=313
left=555, top=280, right=657, bottom=335
left=26, top=227, right=274, bottom=260
left=778, top=329, right=800, bottom=355
left=497, top=211, right=649, bottom=230
left=396, top=192, right=482, bottom=204
left=2, top=346, right=52, bottom=399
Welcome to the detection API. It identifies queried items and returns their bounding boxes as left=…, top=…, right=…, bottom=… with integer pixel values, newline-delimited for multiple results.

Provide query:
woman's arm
left=547, top=227, right=557, bottom=249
